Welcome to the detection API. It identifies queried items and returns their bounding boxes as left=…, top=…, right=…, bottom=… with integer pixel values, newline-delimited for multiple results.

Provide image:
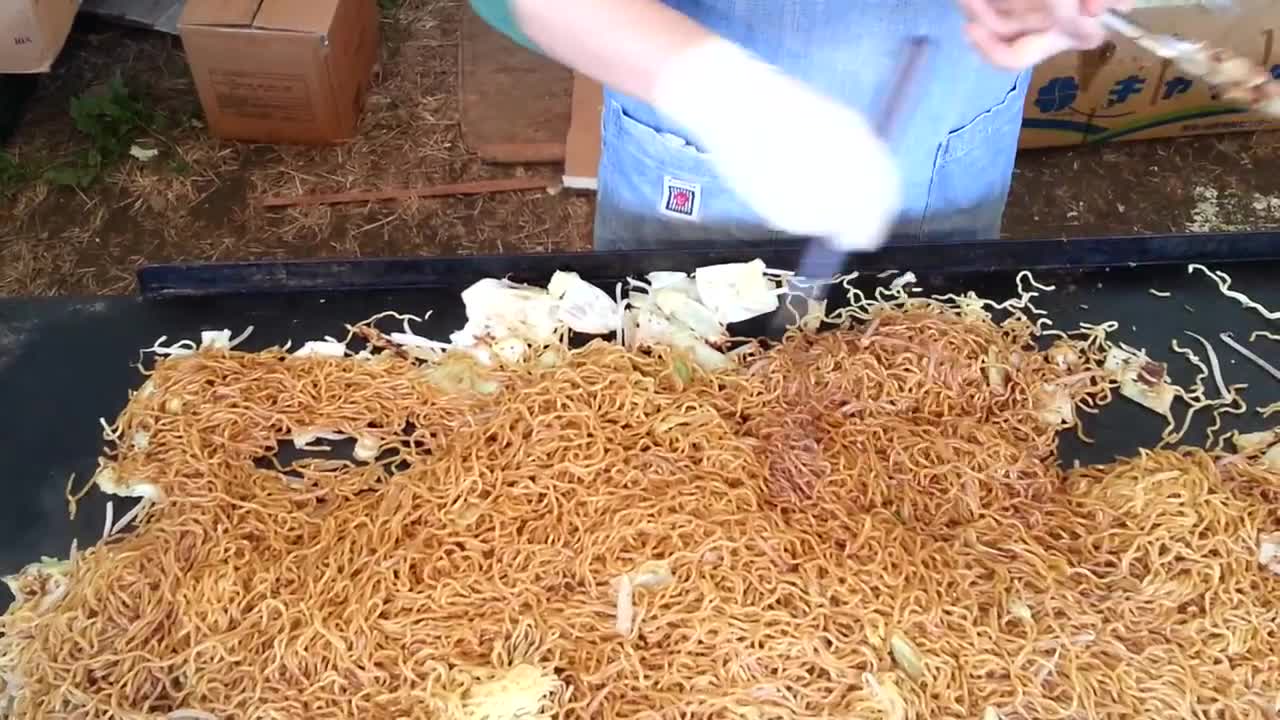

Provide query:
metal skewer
left=1100, top=8, right=1280, bottom=117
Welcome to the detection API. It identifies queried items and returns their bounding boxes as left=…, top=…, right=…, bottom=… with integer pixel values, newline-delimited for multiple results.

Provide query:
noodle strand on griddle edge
left=1, top=299, right=1277, bottom=720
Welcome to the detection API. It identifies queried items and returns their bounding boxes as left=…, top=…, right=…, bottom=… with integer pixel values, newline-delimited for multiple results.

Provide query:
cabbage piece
left=647, top=271, right=699, bottom=298
left=448, top=321, right=499, bottom=367
left=864, top=672, right=907, bottom=720
left=629, top=560, right=675, bottom=590
left=621, top=306, right=640, bottom=351
left=461, top=664, right=561, bottom=720
left=537, top=347, right=565, bottom=369
left=1046, top=342, right=1081, bottom=371
left=388, top=327, right=451, bottom=360
left=490, top=337, right=530, bottom=366
left=292, top=341, right=347, bottom=358
left=1103, top=347, right=1175, bottom=416
left=632, top=308, right=731, bottom=372
left=1033, top=383, right=1075, bottom=427
left=1265, top=445, right=1280, bottom=472
left=627, top=290, right=656, bottom=313
left=986, top=348, right=1009, bottom=392
left=199, top=326, right=253, bottom=352
left=1235, top=429, right=1280, bottom=454
left=1260, top=533, right=1280, bottom=576
left=614, top=573, right=634, bottom=637
left=143, top=336, right=197, bottom=357
left=548, top=271, right=619, bottom=335
left=694, top=259, right=781, bottom=324
left=166, top=711, right=221, bottom=720
left=545, top=270, right=576, bottom=299
left=461, top=278, right=560, bottom=345
left=2, top=557, right=72, bottom=614
left=653, top=288, right=726, bottom=343
left=888, top=271, right=917, bottom=293
left=1007, top=598, right=1033, bottom=623
left=796, top=296, right=827, bottom=333
left=353, top=437, right=381, bottom=463
left=423, top=358, right=502, bottom=396
left=291, top=428, right=349, bottom=450
left=889, top=631, right=926, bottom=681
left=93, top=465, right=162, bottom=502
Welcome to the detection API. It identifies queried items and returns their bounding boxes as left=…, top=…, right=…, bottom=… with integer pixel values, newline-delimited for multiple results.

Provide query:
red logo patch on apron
left=660, top=177, right=701, bottom=221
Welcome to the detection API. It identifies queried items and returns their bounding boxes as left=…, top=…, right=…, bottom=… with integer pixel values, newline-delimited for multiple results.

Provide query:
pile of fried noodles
left=1, top=289, right=1277, bottom=720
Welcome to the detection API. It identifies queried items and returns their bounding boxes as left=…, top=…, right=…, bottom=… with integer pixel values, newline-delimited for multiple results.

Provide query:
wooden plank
left=257, top=177, right=557, bottom=208
left=563, top=73, right=603, bottom=190
left=458, top=7, right=572, bottom=164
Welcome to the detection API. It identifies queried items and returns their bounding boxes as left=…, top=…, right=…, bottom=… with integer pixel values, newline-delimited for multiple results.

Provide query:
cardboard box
left=179, top=0, right=379, bottom=145
left=1020, top=0, right=1280, bottom=148
left=1, top=0, right=80, bottom=73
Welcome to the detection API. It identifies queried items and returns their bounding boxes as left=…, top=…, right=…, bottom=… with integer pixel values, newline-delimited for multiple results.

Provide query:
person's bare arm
left=510, top=0, right=711, bottom=102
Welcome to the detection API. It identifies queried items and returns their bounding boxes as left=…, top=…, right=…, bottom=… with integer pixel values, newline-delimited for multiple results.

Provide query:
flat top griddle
left=2, top=235, right=1278, bottom=605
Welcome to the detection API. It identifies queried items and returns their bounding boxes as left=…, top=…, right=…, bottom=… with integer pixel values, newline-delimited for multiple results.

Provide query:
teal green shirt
left=470, top=0, right=538, bottom=52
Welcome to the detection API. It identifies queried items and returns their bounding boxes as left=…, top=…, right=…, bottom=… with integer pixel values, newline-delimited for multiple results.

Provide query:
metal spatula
left=770, top=36, right=933, bottom=337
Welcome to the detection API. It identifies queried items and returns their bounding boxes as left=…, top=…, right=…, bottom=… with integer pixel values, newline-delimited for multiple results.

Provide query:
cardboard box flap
left=254, top=0, right=340, bottom=34
left=180, top=0, right=264, bottom=27
left=0, top=0, right=80, bottom=74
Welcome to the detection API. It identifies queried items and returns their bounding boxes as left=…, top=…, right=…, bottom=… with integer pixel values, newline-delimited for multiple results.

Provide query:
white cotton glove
left=652, top=39, right=901, bottom=252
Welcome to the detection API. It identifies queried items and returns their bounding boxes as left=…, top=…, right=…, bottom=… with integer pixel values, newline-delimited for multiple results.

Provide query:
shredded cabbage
left=549, top=271, right=620, bottom=335
left=424, top=358, right=502, bottom=396
left=614, top=573, right=634, bottom=637
left=1104, top=347, right=1176, bottom=416
left=199, top=326, right=254, bottom=352
left=460, top=664, right=561, bottom=720
left=93, top=465, right=162, bottom=502
left=653, top=288, right=726, bottom=343
left=292, top=341, right=347, bottom=358
left=694, top=260, right=781, bottom=324
left=1260, top=533, right=1280, bottom=576
left=460, top=279, right=560, bottom=345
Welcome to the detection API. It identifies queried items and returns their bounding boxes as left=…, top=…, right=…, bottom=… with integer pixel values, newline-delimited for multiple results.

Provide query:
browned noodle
left=1, top=296, right=1277, bottom=720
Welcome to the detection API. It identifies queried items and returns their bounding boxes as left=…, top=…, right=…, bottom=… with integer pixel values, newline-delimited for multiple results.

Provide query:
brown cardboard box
left=179, top=0, right=379, bottom=145
left=1019, top=0, right=1280, bottom=148
left=0, top=0, right=79, bottom=73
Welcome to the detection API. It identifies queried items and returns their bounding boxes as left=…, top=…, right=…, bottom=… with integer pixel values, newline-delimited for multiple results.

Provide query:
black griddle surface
left=1, top=259, right=1278, bottom=604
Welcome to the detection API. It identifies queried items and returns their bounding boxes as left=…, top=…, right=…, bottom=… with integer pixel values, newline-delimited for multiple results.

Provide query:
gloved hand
left=652, top=38, right=901, bottom=252
left=959, top=0, right=1134, bottom=70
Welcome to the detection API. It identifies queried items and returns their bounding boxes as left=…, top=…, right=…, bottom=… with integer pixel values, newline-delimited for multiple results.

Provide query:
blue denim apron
left=594, top=0, right=1030, bottom=250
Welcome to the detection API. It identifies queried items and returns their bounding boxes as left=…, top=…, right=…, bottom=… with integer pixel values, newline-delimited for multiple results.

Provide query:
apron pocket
left=596, top=98, right=772, bottom=248
left=921, top=72, right=1028, bottom=242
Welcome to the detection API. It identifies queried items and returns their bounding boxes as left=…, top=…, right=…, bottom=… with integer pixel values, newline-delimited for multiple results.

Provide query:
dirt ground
left=1, top=0, right=1279, bottom=296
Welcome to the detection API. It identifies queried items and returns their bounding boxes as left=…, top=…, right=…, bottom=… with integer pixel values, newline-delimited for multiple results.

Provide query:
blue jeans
left=594, top=0, right=1029, bottom=251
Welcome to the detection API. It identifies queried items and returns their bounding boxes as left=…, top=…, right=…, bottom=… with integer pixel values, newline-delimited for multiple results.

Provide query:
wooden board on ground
left=458, top=8, right=572, bottom=164
left=563, top=74, right=603, bottom=190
